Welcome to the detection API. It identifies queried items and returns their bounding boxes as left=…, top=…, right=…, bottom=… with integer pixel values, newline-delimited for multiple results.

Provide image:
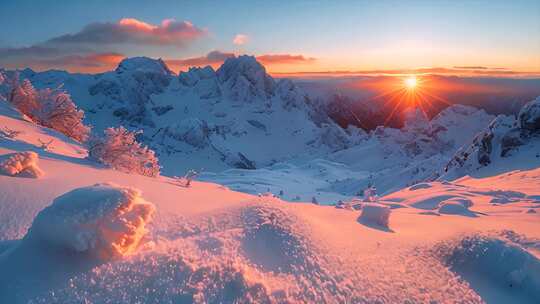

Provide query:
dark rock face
left=500, top=128, right=525, bottom=157
left=518, top=97, right=540, bottom=132
left=477, top=132, right=494, bottom=166
left=234, top=152, right=256, bottom=170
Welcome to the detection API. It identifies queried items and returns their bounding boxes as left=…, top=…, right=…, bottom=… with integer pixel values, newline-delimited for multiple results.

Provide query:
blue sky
left=1, top=0, right=539, bottom=73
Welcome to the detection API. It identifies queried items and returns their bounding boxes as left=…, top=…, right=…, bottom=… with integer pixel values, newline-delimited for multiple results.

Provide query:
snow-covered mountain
left=2, top=56, right=359, bottom=174
left=443, top=97, right=540, bottom=179
left=2, top=58, right=540, bottom=204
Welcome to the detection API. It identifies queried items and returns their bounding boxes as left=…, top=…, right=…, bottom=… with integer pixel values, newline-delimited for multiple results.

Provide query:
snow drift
left=0, top=151, right=43, bottom=178
left=358, top=203, right=391, bottom=229
left=24, top=183, right=155, bottom=260
left=438, top=233, right=540, bottom=303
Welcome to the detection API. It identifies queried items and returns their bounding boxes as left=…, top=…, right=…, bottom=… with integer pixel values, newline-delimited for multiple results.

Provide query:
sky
left=0, top=0, right=539, bottom=75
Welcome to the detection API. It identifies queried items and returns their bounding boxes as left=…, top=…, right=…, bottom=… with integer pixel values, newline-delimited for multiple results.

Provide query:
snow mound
left=29, top=248, right=275, bottom=304
left=438, top=234, right=540, bottom=303
left=358, top=203, right=391, bottom=228
left=25, top=183, right=155, bottom=260
left=0, top=151, right=43, bottom=178
left=409, top=183, right=432, bottom=190
left=438, top=198, right=473, bottom=216
left=242, top=205, right=311, bottom=273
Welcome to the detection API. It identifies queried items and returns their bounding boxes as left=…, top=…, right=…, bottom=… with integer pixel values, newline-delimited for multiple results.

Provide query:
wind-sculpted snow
left=437, top=198, right=475, bottom=216
left=25, top=183, right=155, bottom=259
left=435, top=233, right=540, bottom=303
left=0, top=151, right=43, bottom=178
left=358, top=203, right=391, bottom=229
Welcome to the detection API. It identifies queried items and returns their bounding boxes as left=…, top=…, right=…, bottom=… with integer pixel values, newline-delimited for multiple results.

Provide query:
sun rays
left=361, top=75, right=454, bottom=126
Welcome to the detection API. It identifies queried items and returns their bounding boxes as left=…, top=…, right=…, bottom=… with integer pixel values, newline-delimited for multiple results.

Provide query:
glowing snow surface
left=0, top=101, right=539, bottom=303
left=0, top=151, right=43, bottom=178
left=26, top=183, right=155, bottom=259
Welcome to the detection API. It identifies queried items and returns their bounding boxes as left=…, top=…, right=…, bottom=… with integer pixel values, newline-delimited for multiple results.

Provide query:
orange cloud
left=0, top=18, right=206, bottom=72
left=166, top=51, right=236, bottom=71
left=272, top=67, right=540, bottom=78
left=166, top=51, right=316, bottom=72
left=6, top=52, right=126, bottom=73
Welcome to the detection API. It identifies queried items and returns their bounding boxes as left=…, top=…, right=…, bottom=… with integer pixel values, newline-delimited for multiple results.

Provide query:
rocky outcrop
left=442, top=96, right=540, bottom=178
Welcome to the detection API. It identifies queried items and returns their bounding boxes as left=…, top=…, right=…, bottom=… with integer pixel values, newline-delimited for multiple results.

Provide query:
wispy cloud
left=273, top=67, right=540, bottom=78
left=166, top=51, right=317, bottom=72
left=233, top=34, right=248, bottom=45
left=166, top=50, right=235, bottom=69
left=256, top=54, right=316, bottom=65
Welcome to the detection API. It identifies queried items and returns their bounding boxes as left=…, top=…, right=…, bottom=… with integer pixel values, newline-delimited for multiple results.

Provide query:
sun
left=404, top=76, right=417, bottom=89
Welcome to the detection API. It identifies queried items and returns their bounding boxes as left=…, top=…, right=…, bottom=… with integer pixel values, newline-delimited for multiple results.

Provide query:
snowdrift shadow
left=437, top=234, right=540, bottom=304
left=0, top=137, right=101, bottom=168
left=0, top=239, right=104, bottom=303
left=356, top=217, right=394, bottom=233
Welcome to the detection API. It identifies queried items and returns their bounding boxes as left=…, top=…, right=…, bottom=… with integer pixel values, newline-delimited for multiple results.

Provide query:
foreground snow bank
left=0, top=151, right=43, bottom=178
left=359, top=203, right=391, bottom=228
left=25, top=183, right=155, bottom=260
left=439, top=234, right=540, bottom=302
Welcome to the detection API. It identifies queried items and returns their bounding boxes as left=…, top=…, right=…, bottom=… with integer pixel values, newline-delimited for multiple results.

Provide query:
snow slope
left=1, top=98, right=540, bottom=303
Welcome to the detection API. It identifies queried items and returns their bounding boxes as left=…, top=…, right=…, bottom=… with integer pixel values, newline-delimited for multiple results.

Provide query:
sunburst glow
left=353, top=75, right=455, bottom=126
left=404, top=77, right=417, bottom=89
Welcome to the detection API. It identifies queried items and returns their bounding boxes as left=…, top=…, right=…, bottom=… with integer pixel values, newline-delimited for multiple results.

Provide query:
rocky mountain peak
left=115, top=57, right=174, bottom=76
left=216, top=55, right=275, bottom=102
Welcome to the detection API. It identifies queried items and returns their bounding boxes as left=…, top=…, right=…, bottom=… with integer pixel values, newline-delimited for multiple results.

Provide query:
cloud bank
left=49, top=18, right=206, bottom=47
left=0, top=18, right=206, bottom=73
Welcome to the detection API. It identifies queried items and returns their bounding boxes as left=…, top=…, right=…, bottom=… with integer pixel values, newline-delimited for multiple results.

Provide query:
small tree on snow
left=37, top=138, right=54, bottom=151
left=34, top=88, right=91, bottom=142
left=88, top=126, right=160, bottom=177
left=7, top=77, right=90, bottom=142
left=8, top=78, right=40, bottom=119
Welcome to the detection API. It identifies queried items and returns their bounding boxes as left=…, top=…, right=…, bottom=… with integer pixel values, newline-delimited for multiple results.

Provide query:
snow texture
left=25, top=183, right=155, bottom=260
left=438, top=198, right=473, bottom=216
left=438, top=234, right=540, bottom=303
left=0, top=151, right=43, bottom=178
left=358, top=203, right=391, bottom=228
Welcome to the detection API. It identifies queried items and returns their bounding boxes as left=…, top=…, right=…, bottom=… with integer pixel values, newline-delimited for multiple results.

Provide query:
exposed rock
left=518, top=97, right=540, bottom=132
